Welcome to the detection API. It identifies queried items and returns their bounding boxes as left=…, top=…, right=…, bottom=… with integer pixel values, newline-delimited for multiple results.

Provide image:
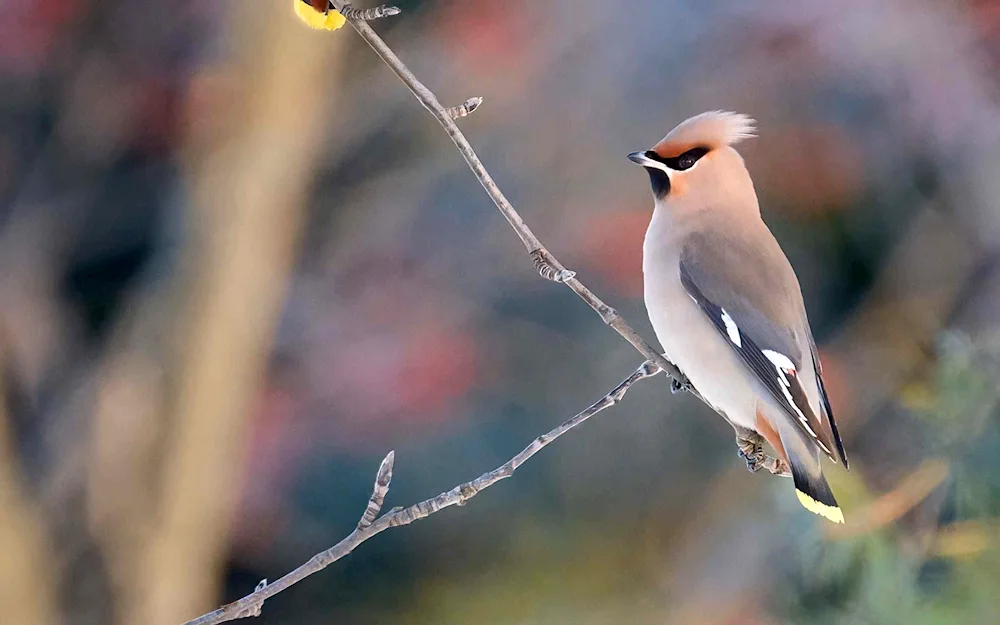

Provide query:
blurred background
left=2, top=1, right=1000, bottom=624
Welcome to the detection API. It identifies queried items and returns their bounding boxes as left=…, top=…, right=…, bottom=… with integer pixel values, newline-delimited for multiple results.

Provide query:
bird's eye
left=670, top=147, right=708, bottom=171
left=662, top=148, right=708, bottom=171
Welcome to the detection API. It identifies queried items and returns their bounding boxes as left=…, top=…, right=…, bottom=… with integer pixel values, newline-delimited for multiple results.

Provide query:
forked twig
left=183, top=362, right=661, bottom=624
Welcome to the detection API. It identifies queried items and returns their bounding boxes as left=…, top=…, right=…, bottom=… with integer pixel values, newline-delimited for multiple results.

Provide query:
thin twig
left=182, top=362, right=661, bottom=625
left=328, top=1, right=688, bottom=385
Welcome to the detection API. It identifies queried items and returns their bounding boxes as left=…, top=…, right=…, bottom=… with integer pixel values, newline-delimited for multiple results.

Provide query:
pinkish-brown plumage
left=632, top=111, right=847, bottom=523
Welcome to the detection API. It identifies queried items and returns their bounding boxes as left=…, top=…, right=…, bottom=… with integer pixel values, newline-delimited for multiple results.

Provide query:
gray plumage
left=631, top=112, right=847, bottom=522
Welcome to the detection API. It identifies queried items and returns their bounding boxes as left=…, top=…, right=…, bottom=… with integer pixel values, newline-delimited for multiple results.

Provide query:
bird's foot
left=735, top=432, right=791, bottom=477
left=670, top=378, right=692, bottom=394
left=737, top=435, right=765, bottom=473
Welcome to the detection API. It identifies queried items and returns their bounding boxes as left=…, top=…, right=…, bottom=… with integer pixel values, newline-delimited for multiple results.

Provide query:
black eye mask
left=638, top=146, right=710, bottom=199
left=654, top=146, right=710, bottom=171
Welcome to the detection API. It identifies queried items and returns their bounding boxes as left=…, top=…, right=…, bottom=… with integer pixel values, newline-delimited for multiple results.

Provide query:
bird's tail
left=778, top=423, right=844, bottom=523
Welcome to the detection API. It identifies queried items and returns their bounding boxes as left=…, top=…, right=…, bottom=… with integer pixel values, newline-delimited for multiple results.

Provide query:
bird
left=627, top=111, right=848, bottom=523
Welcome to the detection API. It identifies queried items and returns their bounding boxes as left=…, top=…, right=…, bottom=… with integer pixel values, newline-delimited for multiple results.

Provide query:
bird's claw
left=736, top=435, right=764, bottom=473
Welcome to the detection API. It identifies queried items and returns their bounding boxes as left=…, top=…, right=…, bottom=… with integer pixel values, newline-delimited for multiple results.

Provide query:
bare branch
left=182, top=362, right=661, bottom=625
left=327, top=1, right=688, bottom=385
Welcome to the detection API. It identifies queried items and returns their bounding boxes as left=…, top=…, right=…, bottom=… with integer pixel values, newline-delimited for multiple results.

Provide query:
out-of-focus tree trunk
left=84, top=4, right=345, bottom=624
left=0, top=371, right=58, bottom=625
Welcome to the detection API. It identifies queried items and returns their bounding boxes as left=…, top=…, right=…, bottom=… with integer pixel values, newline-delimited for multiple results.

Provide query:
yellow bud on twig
left=293, top=0, right=347, bottom=31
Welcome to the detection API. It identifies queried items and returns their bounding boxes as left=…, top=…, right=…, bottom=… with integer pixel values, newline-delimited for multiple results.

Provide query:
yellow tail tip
left=796, top=490, right=844, bottom=524
left=294, top=1, right=347, bottom=31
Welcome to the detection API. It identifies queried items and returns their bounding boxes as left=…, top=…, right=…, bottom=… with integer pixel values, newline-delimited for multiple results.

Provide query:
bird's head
left=628, top=111, right=757, bottom=202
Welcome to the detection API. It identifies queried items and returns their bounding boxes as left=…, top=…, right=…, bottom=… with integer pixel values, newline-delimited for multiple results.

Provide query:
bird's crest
left=652, top=111, right=757, bottom=158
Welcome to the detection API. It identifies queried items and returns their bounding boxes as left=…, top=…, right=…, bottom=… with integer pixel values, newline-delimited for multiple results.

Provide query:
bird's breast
left=641, top=215, right=758, bottom=429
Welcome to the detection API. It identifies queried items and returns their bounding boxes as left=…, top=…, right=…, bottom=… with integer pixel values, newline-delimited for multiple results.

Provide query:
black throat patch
left=647, top=168, right=670, bottom=198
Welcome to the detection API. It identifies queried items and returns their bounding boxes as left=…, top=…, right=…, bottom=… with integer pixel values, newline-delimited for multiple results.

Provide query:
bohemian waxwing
left=628, top=111, right=848, bottom=523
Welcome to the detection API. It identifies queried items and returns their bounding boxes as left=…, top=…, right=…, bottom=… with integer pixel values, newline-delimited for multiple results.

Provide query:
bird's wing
left=678, top=227, right=844, bottom=463
left=808, top=332, right=848, bottom=467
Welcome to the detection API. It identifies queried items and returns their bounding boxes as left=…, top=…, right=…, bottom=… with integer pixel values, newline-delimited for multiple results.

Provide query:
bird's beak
left=628, top=150, right=670, bottom=173
left=627, top=151, right=654, bottom=166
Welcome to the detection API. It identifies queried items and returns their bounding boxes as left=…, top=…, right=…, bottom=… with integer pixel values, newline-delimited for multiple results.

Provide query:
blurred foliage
left=2, top=1, right=1000, bottom=624
left=777, top=333, right=1000, bottom=625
